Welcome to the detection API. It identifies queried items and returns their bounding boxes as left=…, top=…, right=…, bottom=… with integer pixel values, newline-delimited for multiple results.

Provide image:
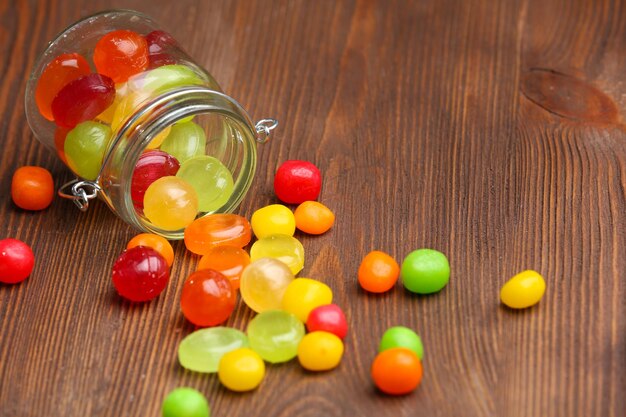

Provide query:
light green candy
left=162, top=387, right=210, bottom=417
left=247, top=310, right=304, bottom=363
left=64, top=121, right=112, bottom=180
left=176, top=156, right=234, bottom=213
left=178, top=327, right=248, bottom=373
left=379, top=326, right=424, bottom=360
left=250, top=234, right=305, bottom=275
left=141, top=65, right=205, bottom=94
left=159, top=121, right=206, bottom=163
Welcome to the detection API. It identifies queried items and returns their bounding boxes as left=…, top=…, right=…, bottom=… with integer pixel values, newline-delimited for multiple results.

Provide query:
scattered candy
left=250, top=234, right=305, bottom=275
left=379, top=326, right=424, bottom=360
left=281, top=278, right=333, bottom=322
left=306, top=304, right=348, bottom=340
left=500, top=270, right=546, bottom=309
left=93, top=30, right=149, bottom=83
left=126, top=233, right=174, bottom=267
left=247, top=310, right=304, bottom=363
left=111, top=246, right=169, bottom=302
left=250, top=204, right=296, bottom=239
left=0, top=239, right=35, bottom=284
left=401, top=249, right=450, bottom=294
left=176, top=156, right=234, bottom=212
left=358, top=251, right=400, bottom=293
left=178, top=327, right=248, bottom=373
left=184, top=214, right=251, bottom=255
left=197, top=246, right=250, bottom=290
left=274, top=160, right=322, bottom=204
left=297, top=331, right=344, bottom=372
left=51, top=73, right=116, bottom=128
left=218, top=348, right=265, bottom=392
left=131, top=150, right=180, bottom=209
left=11, top=166, right=54, bottom=211
left=294, top=201, right=335, bottom=235
left=64, top=121, right=112, bottom=180
left=371, top=348, right=423, bottom=395
left=240, top=258, right=294, bottom=313
left=180, top=269, right=235, bottom=327
left=162, top=387, right=210, bottom=417
left=143, top=176, right=198, bottom=231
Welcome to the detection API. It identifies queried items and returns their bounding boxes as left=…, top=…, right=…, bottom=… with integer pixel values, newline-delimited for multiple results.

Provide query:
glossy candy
left=358, top=251, right=400, bottom=293
left=371, top=348, right=423, bottom=395
left=0, top=239, right=35, bottom=284
left=162, top=387, right=210, bottom=417
left=178, top=327, right=248, bottom=373
left=250, top=204, right=295, bottom=239
left=96, top=82, right=128, bottom=125
left=274, top=160, right=322, bottom=204
left=240, top=258, right=294, bottom=313
left=126, top=233, right=174, bottom=267
left=159, top=121, right=207, bottom=163
left=247, top=310, right=305, bottom=363
left=35, top=53, right=90, bottom=121
left=147, top=125, right=171, bottom=149
left=54, top=127, right=69, bottom=164
left=176, top=156, right=234, bottom=212
left=93, top=30, right=149, bottom=83
left=143, top=176, right=198, bottom=230
left=297, top=331, right=344, bottom=372
left=64, top=121, right=112, bottom=180
left=500, top=270, right=546, bottom=309
left=145, top=30, right=178, bottom=69
left=139, top=65, right=204, bottom=94
left=294, top=201, right=335, bottom=235
left=110, top=90, right=150, bottom=132
left=111, top=246, right=169, bottom=302
left=131, top=150, right=180, bottom=209
left=197, top=246, right=250, bottom=290
left=184, top=214, right=251, bottom=255
left=379, top=326, right=424, bottom=360
left=306, top=304, right=348, bottom=340
left=401, top=249, right=450, bottom=294
left=218, top=348, right=265, bottom=392
left=282, top=278, right=333, bottom=322
left=180, top=270, right=236, bottom=327
left=51, top=74, right=116, bottom=128
left=11, top=166, right=54, bottom=211
left=250, top=234, right=305, bottom=275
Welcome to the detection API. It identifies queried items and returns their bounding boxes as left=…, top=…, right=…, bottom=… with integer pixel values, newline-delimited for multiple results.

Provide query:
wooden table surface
left=1, top=0, right=625, bottom=416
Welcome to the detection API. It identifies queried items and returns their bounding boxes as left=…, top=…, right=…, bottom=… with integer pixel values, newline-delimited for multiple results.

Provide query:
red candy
left=180, top=269, right=236, bottom=327
left=111, top=246, right=169, bottom=302
left=306, top=304, right=348, bottom=340
left=274, top=160, right=322, bottom=204
left=131, top=150, right=181, bottom=209
left=51, top=74, right=116, bottom=128
left=0, top=239, right=35, bottom=284
left=145, top=30, right=178, bottom=68
left=35, top=53, right=91, bottom=121
left=93, top=30, right=149, bottom=83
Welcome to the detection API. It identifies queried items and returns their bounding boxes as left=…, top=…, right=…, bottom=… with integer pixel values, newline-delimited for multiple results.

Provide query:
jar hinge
left=58, top=179, right=101, bottom=212
left=255, top=119, right=278, bottom=143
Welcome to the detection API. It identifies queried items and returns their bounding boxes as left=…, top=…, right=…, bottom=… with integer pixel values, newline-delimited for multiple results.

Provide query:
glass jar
left=24, top=9, right=276, bottom=239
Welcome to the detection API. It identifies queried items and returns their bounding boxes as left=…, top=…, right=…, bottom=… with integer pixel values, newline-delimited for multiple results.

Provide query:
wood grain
left=1, top=0, right=625, bottom=416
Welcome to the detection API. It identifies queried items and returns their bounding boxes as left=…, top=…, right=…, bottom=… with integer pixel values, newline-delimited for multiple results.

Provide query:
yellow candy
left=281, top=278, right=333, bottom=322
left=251, top=204, right=295, bottom=239
left=297, top=331, right=344, bottom=371
left=500, top=270, right=546, bottom=309
left=143, top=176, right=198, bottom=231
left=146, top=125, right=171, bottom=149
left=96, top=82, right=128, bottom=125
left=250, top=234, right=305, bottom=275
left=218, top=348, right=265, bottom=392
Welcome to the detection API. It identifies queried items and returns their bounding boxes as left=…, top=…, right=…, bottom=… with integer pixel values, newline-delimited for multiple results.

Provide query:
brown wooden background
left=1, top=0, right=624, bottom=416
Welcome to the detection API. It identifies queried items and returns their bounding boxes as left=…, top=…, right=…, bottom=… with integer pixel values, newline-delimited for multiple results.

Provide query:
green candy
left=162, top=387, right=210, bottom=417
left=159, top=121, right=206, bottom=163
left=64, top=121, right=112, bottom=180
left=401, top=249, right=450, bottom=294
left=379, top=326, right=424, bottom=360
left=176, top=156, right=234, bottom=213
left=178, top=327, right=248, bottom=373
left=247, top=310, right=304, bottom=363
left=141, top=65, right=204, bottom=94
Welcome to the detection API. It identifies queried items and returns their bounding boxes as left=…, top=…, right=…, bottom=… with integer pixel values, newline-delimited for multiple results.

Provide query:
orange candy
left=11, top=166, right=54, bottom=211
left=184, top=214, right=252, bottom=255
left=371, top=348, right=423, bottom=395
left=294, top=201, right=335, bottom=235
left=126, top=233, right=175, bottom=267
left=54, top=127, right=70, bottom=164
left=93, top=30, right=149, bottom=83
left=357, top=251, right=400, bottom=293
left=197, top=246, right=250, bottom=290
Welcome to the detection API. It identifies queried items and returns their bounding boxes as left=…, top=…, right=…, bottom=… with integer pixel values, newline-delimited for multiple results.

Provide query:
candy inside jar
left=25, top=10, right=276, bottom=238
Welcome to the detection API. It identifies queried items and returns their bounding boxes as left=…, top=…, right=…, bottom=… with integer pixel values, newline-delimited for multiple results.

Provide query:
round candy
left=218, top=348, right=265, bottom=392
left=180, top=270, right=235, bottom=327
left=274, top=160, right=322, bottom=204
left=51, top=73, right=116, bottom=128
left=162, top=387, right=210, bottom=417
left=297, top=331, right=344, bottom=372
left=111, top=246, right=169, bottom=302
left=176, top=156, right=234, bottom=212
left=64, top=121, right=112, bottom=180
left=131, top=150, right=180, bottom=209
left=401, top=249, right=450, bottom=294
left=251, top=204, right=296, bottom=239
left=247, top=310, right=304, bottom=363
left=358, top=251, right=400, bottom=293
left=96, top=82, right=128, bottom=125
left=240, top=258, right=294, bottom=313
left=35, top=52, right=90, bottom=121
left=126, top=233, right=174, bottom=267
left=294, top=201, right=335, bottom=235
left=371, top=348, right=423, bottom=395
left=281, top=278, right=333, bottom=322
left=11, top=166, right=54, bottom=211
left=379, top=326, right=424, bottom=360
left=145, top=30, right=178, bottom=69
left=110, top=90, right=150, bottom=132
left=250, top=234, right=305, bottom=275
left=197, top=246, right=250, bottom=290
left=306, top=304, right=348, bottom=340
left=93, top=30, right=149, bottom=83
left=147, top=125, right=171, bottom=149
left=178, top=327, right=248, bottom=373
left=500, top=270, right=546, bottom=309
left=0, top=239, right=35, bottom=284
left=139, top=65, right=204, bottom=94
left=184, top=214, right=251, bottom=255
left=143, top=176, right=198, bottom=231
left=159, top=121, right=206, bottom=164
